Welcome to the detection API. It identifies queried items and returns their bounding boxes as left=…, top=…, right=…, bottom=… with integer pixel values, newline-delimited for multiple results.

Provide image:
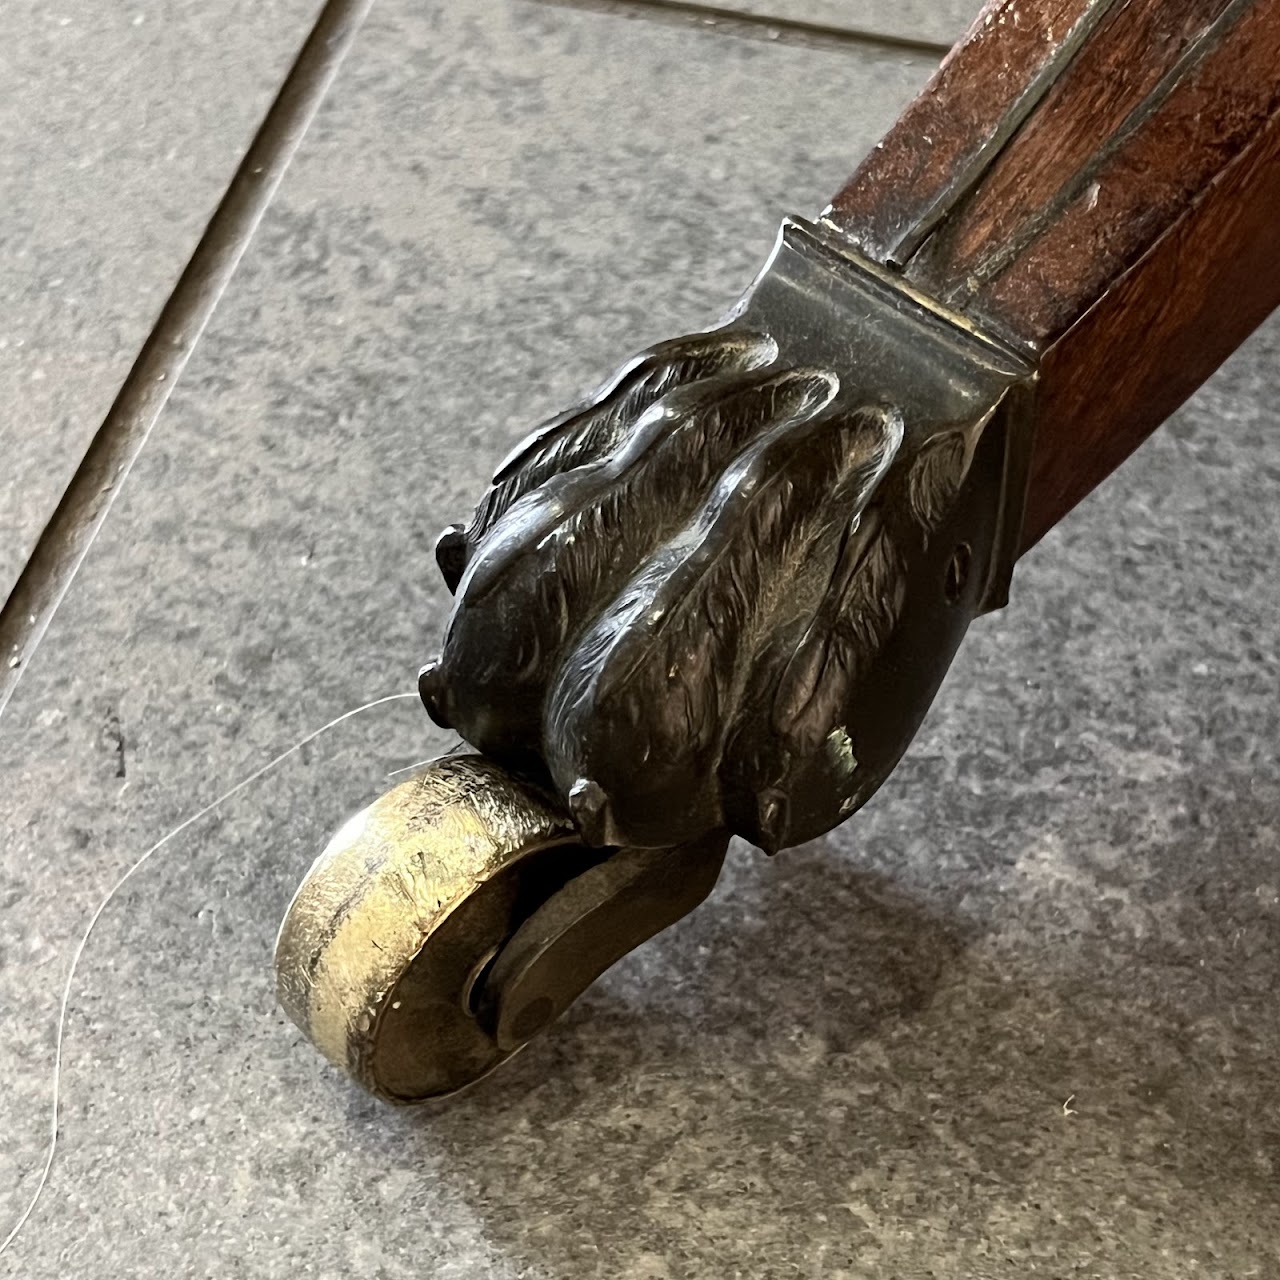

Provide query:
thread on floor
left=0, top=690, right=420, bottom=1260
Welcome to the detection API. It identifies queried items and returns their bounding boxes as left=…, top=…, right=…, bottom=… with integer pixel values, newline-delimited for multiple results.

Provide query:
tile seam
left=528, top=0, right=954, bottom=57
left=0, top=0, right=378, bottom=721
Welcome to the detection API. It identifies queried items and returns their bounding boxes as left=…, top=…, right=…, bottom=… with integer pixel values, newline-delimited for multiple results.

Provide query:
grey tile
left=4, top=2, right=1279, bottom=1279
left=696, top=0, right=977, bottom=47
left=0, top=0, right=323, bottom=601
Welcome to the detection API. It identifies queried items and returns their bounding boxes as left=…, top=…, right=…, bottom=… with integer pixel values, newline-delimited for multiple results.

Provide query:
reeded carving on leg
left=421, top=219, right=1033, bottom=855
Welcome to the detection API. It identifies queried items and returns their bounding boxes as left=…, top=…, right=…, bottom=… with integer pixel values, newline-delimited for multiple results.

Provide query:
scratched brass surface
left=275, top=756, right=579, bottom=1101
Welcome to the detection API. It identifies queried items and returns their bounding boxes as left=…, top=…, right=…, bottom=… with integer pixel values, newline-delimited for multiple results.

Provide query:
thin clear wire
left=0, top=690, right=420, bottom=1260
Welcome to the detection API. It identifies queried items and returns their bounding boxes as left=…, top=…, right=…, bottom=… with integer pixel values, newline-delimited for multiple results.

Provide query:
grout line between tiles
left=528, top=0, right=955, bottom=57
left=0, top=0, right=377, bottom=722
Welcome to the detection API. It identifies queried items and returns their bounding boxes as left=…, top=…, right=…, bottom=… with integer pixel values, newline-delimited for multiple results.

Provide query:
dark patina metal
left=421, top=217, right=1035, bottom=855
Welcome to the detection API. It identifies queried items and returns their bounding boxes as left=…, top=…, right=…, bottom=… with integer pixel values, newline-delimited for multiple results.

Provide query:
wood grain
left=1025, top=104, right=1280, bottom=547
left=826, top=0, right=1280, bottom=550
left=913, top=0, right=1280, bottom=346
left=828, top=0, right=1107, bottom=264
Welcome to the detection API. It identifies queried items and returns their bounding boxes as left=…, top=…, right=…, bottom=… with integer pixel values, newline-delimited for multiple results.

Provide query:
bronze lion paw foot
left=421, top=220, right=1033, bottom=855
left=276, top=220, right=1034, bottom=1100
left=273, top=0, right=1280, bottom=1099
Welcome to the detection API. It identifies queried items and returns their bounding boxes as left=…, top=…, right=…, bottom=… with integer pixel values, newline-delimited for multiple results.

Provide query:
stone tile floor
left=0, top=0, right=323, bottom=601
left=537, top=0, right=972, bottom=48
left=2, top=1, right=1278, bottom=1277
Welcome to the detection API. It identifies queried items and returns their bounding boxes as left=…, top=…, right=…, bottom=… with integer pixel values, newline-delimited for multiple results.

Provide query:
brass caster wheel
left=276, top=754, right=726, bottom=1102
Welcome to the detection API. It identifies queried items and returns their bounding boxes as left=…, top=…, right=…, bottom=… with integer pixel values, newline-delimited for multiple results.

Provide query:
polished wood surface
left=1029, top=105, right=1280, bottom=545
left=828, top=0, right=1280, bottom=549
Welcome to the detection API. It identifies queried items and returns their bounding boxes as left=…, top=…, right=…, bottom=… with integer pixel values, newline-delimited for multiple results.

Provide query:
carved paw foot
left=421, top=221, right=1031, bottom=854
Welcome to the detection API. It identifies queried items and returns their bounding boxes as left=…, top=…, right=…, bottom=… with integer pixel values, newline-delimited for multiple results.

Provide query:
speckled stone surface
left=702, top=0, right=976, bottom=46
left=0, top=0, right=321, bottom=600
left=2, top=1, right=1279, bottom=1277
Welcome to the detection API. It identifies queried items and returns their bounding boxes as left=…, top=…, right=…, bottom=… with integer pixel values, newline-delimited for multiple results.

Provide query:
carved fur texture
left=421, top=328, right=979, bottom=853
